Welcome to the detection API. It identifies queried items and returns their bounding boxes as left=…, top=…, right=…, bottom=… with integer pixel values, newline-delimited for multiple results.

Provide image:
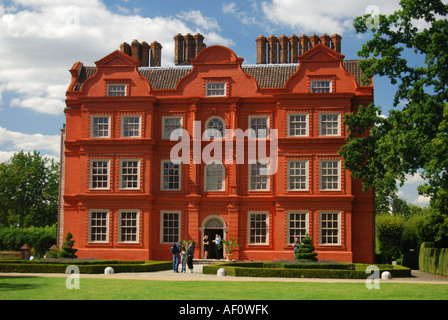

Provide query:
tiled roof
left=73, top=60, right=364, bottom=91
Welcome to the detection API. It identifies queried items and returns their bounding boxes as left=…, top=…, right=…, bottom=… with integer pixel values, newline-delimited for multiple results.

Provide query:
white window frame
left=118, top=209, right=140, bottom=244
left=319, top=113, right=341, bottom=136
left=287, top=160, right=309, bottom=191
left=248, top=162, right=270, bottom=191
left=319, top=159, right=341, bottom=191
left=204, top=116, right=225, bottom=139
left=287, top=211, right=309, bottom=245
left=107, top=84, right=127, bottom=96
left=119, top=159, right=140, bottom=190
left=319, top=211, right=341, bottom=246
left=88, top=209, right=110, bottom=243
left=162, top=116, right=183, bottom=140
left=121, top=115, right=141, bottom=138
left=160, top=210, right=181, bottom=244
left=247, top=211, right=269, bottom=245
left=161, top=160, right=181, bottom=191
left=89, top=159, right=110, bottom=190
left=204, top=162, right=225, bottom=192
left=248, top=115, right=270, bottom=139
left=287, top=113, right=309, bottom=137
left=310, top=80, right=332, bottom=93
left=205, top=82, right=226, bottom=97
left=90, top=115, right=111, bottom=138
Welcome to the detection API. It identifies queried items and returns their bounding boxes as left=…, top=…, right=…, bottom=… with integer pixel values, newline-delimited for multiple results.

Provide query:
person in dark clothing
left=187, top=242, right=195, bottom=273
left=171, top=241, right=182, bottom=272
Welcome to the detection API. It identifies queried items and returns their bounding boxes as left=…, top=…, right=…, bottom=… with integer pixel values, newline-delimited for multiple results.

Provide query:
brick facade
left=60, top=34, right=374, bottom=263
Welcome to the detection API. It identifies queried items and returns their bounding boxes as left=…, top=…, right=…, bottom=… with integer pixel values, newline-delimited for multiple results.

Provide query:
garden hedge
left=0, top=259, right=171, bottom=274
left=203, top=262, right=411, bottom=279
left=419, top=242, right=448, bottom=277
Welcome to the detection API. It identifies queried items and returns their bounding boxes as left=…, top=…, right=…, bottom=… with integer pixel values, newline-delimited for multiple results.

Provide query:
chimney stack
left=267, top=35, right=278, bottom=64
left=120, top=39, right=163, bottom=67
left=331, top=33, right=342, bottom=53
left=150, top=41, right=162, bottom=67
left=174, top=33, right=207, bottom=65
left=255, top=33, right=342, bottom=64
left=278, top=35, right=289, bottom=64
left=289, top=34, right=299, bottom=63
left=256, top=35, right=267, bottom=64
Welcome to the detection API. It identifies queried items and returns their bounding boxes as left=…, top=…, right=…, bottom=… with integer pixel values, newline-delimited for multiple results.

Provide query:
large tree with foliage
left=0, top=151, right=59, bottom=228
left=339, top=0, right=448, bottom=245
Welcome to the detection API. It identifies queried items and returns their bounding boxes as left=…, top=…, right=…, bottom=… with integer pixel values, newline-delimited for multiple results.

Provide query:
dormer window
left=107, top=84, right=127, bottom=96
left=311, top=80, right=332, bottom=93
left=205, top=82, right=226, bottom=97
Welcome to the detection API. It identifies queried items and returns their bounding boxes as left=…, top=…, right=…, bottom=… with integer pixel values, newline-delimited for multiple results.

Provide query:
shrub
left=0, top=225, right=57, bottom=257
left=60, top=231, right=77, bottom=258
left=376, top=214, right=404, bottom=263
left=295, top=234, right=318, bottom=262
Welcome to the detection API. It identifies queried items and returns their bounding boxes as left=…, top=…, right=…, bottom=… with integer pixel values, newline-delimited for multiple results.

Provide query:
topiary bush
left=376, top=214, right=404, bottom=264
left=295, top=234, right=318, bottom=262
left=60, top=231, right=77, bottom=259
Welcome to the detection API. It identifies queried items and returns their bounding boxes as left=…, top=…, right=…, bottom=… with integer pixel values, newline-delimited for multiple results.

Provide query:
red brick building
left=59, top=33, right=374, bottom=263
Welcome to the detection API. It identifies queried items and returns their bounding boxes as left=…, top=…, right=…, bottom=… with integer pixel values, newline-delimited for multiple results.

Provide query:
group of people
left=171, top=241, right=195, bottom=273
left=171, top=234, right=223, bottom=273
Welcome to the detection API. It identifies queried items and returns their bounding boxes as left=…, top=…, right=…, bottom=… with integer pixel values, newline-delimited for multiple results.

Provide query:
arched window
left=205, top=117, right=225, bottom=139
left=204, top=162, right=225, bottom=191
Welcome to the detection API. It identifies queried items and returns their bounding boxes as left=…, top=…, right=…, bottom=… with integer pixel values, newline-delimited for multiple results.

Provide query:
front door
left=205, top=228, right=223, bottom=259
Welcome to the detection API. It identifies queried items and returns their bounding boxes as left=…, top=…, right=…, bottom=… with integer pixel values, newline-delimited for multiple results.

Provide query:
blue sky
left=0, top=0, right=431, bottom=205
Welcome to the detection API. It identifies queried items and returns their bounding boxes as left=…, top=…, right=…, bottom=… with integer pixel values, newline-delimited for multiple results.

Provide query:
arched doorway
left=200, top=215, right=227, bottom=259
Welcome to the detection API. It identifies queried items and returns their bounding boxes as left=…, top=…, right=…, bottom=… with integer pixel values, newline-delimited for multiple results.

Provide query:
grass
left=1, top=276, right=447, bottom=300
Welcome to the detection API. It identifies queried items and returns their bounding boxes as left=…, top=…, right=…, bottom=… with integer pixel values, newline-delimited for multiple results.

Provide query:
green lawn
left=1, top=276, right=447, bottom=300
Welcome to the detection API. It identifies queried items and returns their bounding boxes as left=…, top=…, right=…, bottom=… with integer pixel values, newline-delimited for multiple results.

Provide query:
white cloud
left=260, top=0, right=401, bottom=34
left=0, top=1, right=233, bottom=117
left=404, top=173, right=425, bottom=184
left=0, top=126, right=61, bottom=159
left=413, top=195, right=431, bottom=206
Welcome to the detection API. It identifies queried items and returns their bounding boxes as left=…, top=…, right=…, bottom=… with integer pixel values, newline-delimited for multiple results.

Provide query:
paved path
left=1, top=264, right=448, bottom=284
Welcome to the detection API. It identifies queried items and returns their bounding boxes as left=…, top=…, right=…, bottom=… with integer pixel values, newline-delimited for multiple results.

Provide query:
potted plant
left=218, top=234, right=241, bottom=261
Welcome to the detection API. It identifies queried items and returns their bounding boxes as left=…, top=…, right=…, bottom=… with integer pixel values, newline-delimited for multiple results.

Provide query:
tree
left=340, top=0, right=448, bottom=245
left=295, top=234, right=318, bottom=262
left=0, top=151, right=59, bottom=228
left=60, top=231, right=77, bottom=258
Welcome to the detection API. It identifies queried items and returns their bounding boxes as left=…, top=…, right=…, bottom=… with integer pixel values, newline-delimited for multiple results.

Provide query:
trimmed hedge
left=0, top=259, right=171, bottom=274
left=419, top=242, right=448, bottom=277
left=203, top=262, right=411, bottom=279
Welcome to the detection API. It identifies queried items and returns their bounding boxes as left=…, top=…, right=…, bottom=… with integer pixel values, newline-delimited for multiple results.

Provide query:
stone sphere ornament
left=104, top=267, right=114, bottom=274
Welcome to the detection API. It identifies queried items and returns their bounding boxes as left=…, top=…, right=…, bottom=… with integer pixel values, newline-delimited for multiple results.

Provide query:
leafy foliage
left=341, top=0, right=448, bottom=245
left=60, top=231, right=77, bottom=259
left=295, top=234, right=318, bottom=262
left=0, top=151, right=59, bottom=228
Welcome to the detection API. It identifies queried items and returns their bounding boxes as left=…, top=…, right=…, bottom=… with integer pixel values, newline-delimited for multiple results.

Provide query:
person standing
left=187, top=242, right=195, bottom=273
left=180, top=246, right=187, bottom=273
left=203, top=235, right=209, bottom=259
left=171, top=241, right=182, bottom=272
left=213, top=234, right=222, bottom=259
left=293, top=238, right=300, bottom=260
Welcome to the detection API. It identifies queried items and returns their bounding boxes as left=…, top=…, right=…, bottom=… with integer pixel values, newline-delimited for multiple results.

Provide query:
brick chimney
left=131, top=39, right=141, bottom=62
left=267, top=35, right=278, bottom=64
left=320, top=34, right=331, bottom=48
left=308, top=34, right=320, bottom=48
left=141, top=41, right=149, bottom=67
left=150, top=41, right=162, bottom=67
left=174, top=33, right=207, bottom=65
left=278, top=35, right=289, bottom=64
left=256, top=35, right=267, bottom=64
left=298, top=34, right=309, bottom=56
left=331, top=33, right=342, bottom=53
left=289, top=34, right=299, bottom=63
left=120, top=42, right=131, bottom=56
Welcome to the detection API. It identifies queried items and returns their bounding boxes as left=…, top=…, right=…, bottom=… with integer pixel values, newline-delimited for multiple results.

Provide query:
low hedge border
left=203, top=262, right=411, bottom=279
left=0, top=260, right=171, bottom=274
